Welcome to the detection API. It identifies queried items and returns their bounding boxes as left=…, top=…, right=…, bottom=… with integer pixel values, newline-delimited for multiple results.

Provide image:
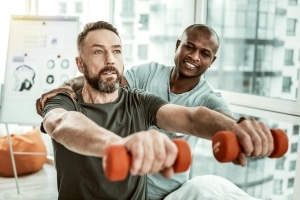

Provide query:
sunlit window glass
left=288, top=0, right=298, bottom=5
left=286, top=18, right=297, bottom=36
left=205, top=0, right=299, bottom=101
left=113, top=0, right=186, bottom=68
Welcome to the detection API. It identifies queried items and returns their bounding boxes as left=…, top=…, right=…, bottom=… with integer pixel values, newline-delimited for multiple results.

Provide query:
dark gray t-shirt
left=42, top=87, right=168, bottom=200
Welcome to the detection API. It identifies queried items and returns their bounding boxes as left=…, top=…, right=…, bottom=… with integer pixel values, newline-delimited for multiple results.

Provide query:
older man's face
left=78, top=29, right=124, bottom=93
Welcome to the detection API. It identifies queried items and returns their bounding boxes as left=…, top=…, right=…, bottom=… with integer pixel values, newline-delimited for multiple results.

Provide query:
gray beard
left=85, top=74, right=121, bottom=93
left=82, top=64, right=121, bottom=93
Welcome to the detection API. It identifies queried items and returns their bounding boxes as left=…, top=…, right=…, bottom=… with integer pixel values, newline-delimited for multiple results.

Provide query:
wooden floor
left=0, top=163, right=58, bottom=200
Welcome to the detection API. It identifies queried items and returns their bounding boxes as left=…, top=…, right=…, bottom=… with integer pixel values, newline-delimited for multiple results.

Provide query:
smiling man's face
left=174, top=27, right=218, bottom=78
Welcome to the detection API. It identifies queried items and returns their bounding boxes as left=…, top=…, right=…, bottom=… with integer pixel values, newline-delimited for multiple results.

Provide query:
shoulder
left=42, top=92, right=77, bottom=116
left=121, top=86, right=158, bottom=97
left=52, top=91, right=75, bottom=101
left=129, top=62, right=172, bottom=72
left=120, top=86, right=168, bottom=103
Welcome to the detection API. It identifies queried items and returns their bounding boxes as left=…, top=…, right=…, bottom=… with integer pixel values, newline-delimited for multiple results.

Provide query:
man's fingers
left=232, top=153, right=247, bottom=167
left=260, top=123, right=274, bottom=156
left=70, top=92, right=78, bottom=101
left=149, top=138, right=177, bottom=174
left=236, top=130, right=253, bottom=156
left=126, top=131, right=178, bottom=176
left=35, top=98, right=43, bottom=116
left=129, top=142, right=144, bottom=175
left=149, top=138, right=166, bottom=173
left=138, top=139, right=155, bottom=174
left=163, top=140, right=178, bottom=169
left=160, top=167, right=174, bottom=178
left=234, top=119, right=274, bottom=161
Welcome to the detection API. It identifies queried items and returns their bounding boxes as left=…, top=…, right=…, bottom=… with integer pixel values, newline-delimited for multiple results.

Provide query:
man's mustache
left=99, top=66, right=119, bottom=74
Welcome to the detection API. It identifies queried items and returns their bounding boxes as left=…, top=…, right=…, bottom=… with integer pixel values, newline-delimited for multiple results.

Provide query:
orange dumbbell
left=103, top=138, right=192, bottom=181
left=212, top=129, right=289, bottom=163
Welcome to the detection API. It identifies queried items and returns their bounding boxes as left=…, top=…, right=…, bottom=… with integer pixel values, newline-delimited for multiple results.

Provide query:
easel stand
left=5, top=123, right=20, bottom=195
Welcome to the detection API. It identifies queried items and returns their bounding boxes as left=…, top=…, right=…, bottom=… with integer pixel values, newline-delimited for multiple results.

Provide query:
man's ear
left=211, top=56, right=217, bottom=65
left=175, top=39, right=181, bottom=52
left=75, top=57, right=84, bottom=72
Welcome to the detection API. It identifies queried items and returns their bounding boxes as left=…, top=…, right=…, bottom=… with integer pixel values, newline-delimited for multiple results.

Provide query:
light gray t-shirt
left=124, top=62, right=233, bottom=199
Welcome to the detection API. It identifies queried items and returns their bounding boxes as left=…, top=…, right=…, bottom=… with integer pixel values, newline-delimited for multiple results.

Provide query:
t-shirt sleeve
left=40, top=92, right=77, bottom=133
left=41, top=92, right=77, bottom=117
left=134, top=89, right=169, bottom=126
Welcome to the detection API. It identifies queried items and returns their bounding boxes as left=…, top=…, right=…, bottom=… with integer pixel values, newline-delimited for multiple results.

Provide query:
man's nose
left=105, top=51, right=115, bottom=65
left=188, top=51, right=200, bottom=62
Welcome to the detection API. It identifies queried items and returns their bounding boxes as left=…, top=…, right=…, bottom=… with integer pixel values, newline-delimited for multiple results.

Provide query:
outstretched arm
left=156, top=104, right=274, bottom=166
left=43, top=107, right=177, bottom=177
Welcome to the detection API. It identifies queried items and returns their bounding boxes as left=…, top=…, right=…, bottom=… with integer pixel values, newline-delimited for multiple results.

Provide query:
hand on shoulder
left=35, top=85, right=77, bottom=115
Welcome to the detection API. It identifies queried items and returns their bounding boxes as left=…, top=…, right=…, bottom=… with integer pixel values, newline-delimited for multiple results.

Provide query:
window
left=258, top=12, right=267, bottom=28
left=203, top=1, right=300, bottom=199
left=287, top=194, right=294, bottom=200
left=293, top=125, right=299, bottom=135
left=122, top=44, right=133, bottom=63
left=290, top=143, right=298, bottom=153
left=58, top=2, right=67, bottom=14
left=75, top=2, right=83, bottom=13
left=121, top=22, right=134, bottom=39
left=139, top=14, right=149, bottom=30
left=138, top=44, right=148, bottom=60
left=288, top=0, right=298, bottom=5
left=289, top=160, right=297, bottom=171
left=121, top=0, right=134, bottom=16
left=205, top=0, right=300, bottom=101
left=286, top=19, right=297, bottom=36
left=236, top=11, right=246, bottom=27
left=273, top=179, right=283, bottom=194
left=288, top=178, right=295, bottom=188
left=284, top=49, right=294, bottom=65
left=282, top=77, right=292, bottom=93
left=275, top=157, right=285, bottom=170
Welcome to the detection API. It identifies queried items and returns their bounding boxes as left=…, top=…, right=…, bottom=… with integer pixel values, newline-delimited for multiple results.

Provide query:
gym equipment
left=103, top=138, right=192, bottom=181
left=212, top=129, right=289, bottom=163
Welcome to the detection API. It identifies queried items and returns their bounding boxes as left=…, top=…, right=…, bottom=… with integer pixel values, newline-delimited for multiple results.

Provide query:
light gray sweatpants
left=161, top=175, right=261, bottom=200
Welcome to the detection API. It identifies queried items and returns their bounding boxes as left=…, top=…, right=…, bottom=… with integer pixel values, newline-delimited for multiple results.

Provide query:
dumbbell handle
left=103, top=138, right=192, bottom=181
left=212, top=129, right=289, bottom=163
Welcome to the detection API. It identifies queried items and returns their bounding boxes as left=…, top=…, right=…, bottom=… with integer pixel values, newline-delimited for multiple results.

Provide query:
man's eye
left=202, top=52, right=210, bottom=57
left=114, top=50, right=121, bottom=54
left=185, top=45, right=193, bottom=50
left=95, top=49, right=103, bottom=54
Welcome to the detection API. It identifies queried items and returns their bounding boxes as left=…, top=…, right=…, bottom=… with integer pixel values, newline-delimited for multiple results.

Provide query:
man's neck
left=82, top=84, right=119, bottom=104
left=169, top=69, right=201, bottom=94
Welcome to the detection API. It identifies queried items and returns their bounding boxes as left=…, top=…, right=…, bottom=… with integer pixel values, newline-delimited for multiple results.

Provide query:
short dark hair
left=77, top=21, right=120, bottom=53
left=182, top=24, right=220, bottom=54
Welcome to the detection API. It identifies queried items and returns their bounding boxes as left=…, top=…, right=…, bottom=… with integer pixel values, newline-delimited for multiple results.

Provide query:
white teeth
left=186, top=62, right=196, bottom=68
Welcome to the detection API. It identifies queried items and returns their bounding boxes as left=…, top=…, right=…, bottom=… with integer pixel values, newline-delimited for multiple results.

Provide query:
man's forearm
left=192, top=106, right=236, bottom=140
left=43, top=108, right=121, bottom=157
left=156, top=105, right=236, bottom=140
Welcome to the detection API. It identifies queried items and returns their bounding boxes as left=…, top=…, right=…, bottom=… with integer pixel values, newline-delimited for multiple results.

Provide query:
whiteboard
left=0, top=15, right=79, bottom=125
